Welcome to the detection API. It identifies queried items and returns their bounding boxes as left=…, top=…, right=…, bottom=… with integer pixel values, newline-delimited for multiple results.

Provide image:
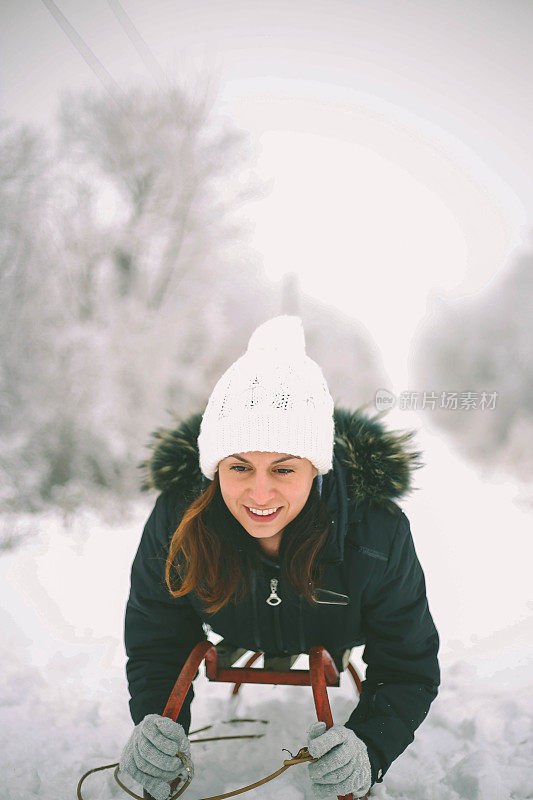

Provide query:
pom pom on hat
left=198, top=315, right=335, bottom=480
left=246, top=315, right=306, bottom=359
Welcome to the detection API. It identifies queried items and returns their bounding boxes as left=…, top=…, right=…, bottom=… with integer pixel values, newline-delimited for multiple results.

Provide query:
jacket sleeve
left=344, top=511, right=440, bottom=786
left=124, top=490, right=206, bottom=731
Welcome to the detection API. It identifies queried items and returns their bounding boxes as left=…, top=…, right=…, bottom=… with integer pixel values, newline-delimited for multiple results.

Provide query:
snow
left=1, top=434, right=533, bottom=800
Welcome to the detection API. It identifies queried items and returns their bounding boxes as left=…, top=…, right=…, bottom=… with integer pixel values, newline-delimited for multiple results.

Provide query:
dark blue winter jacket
left=124, top=407, right=440, bottom=788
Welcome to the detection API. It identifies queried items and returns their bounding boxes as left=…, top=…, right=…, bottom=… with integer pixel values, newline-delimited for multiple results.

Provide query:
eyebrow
left=228, top=454, right=301, bottom=464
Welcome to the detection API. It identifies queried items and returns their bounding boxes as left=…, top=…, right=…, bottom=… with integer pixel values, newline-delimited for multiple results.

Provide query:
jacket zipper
left=266, top=577, right=284, bottom=652
left=250, top=569, right=261, bottom=651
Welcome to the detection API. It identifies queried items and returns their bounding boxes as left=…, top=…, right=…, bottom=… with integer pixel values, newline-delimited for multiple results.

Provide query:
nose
left=247, top=471, right=278, bottom=506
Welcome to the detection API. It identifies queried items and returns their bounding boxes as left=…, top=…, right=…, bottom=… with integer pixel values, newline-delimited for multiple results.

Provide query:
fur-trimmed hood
left=139, top=405, right=424, bottom=517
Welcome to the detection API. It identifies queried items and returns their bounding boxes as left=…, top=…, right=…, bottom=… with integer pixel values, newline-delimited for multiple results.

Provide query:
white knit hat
left=198, top=316, right=335, bottom=480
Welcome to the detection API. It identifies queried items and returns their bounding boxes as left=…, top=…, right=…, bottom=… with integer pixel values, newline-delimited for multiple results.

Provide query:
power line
left=107, top=0, right=165, bottom=86
left=39, top=0, right=123, bottom=105
left=38, top=0, right=165, bottom=143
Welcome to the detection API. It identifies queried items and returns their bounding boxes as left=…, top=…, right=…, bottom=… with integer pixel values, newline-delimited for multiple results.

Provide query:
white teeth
left=248, top=507, right=279, bottom=516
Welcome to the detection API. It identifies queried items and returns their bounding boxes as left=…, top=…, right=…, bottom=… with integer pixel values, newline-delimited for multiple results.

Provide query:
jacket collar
left=141, top=406, right=423, bottom=563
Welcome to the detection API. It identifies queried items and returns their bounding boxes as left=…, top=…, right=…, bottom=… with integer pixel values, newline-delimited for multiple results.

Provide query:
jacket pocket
left=312, top=587, right=349, bottom=605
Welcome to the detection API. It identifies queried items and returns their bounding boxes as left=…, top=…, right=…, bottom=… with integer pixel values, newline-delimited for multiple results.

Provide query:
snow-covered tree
left=410, top=242, right=533, bottom=485
left=0, top=77, right=268, bottom=509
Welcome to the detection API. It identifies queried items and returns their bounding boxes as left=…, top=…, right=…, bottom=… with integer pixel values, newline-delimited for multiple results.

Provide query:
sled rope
left=76, top=718, right=318, bottom=800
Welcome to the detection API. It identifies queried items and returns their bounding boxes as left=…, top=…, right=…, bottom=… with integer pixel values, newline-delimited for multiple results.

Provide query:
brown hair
left=165, top=470, right=330, bottom=614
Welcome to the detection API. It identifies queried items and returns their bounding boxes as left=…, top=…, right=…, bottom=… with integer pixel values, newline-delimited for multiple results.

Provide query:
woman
left=119, top=316, right=440, bottom=800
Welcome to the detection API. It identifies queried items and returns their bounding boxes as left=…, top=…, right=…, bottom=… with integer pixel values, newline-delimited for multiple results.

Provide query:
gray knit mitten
left=306, top=721, right=372, bottom=799
left=119, top=714, right=193, bottom=800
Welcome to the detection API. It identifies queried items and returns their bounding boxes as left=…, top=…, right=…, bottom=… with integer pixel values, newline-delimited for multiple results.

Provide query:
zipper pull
left=266, top=578, right=282, bottom=606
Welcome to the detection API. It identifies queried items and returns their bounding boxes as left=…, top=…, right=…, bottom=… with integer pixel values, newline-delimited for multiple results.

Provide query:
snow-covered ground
left=1, top=426, right=532, bottom=800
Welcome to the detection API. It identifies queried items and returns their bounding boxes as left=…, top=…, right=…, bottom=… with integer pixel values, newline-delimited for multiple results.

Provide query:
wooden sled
left=143, top=641, right=368, bottom=800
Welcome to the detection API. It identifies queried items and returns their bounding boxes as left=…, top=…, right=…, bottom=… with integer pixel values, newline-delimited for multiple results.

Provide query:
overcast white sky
left=2, top=0, right=532, bottom=390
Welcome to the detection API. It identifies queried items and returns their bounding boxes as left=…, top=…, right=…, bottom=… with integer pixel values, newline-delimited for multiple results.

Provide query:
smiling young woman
left=121, top=315, right=440, bottom=800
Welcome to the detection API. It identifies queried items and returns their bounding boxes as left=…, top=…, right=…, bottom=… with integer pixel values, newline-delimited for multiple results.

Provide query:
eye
left=229, top=465, right=294, bottom=475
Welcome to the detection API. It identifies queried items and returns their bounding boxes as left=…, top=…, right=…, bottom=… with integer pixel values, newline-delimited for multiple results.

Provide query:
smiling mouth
left=244, top=506, right=282, bottom=522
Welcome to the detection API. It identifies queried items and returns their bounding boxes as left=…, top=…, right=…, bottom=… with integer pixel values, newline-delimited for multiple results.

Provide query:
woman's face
left=218, top=451, right=318, bottom=555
